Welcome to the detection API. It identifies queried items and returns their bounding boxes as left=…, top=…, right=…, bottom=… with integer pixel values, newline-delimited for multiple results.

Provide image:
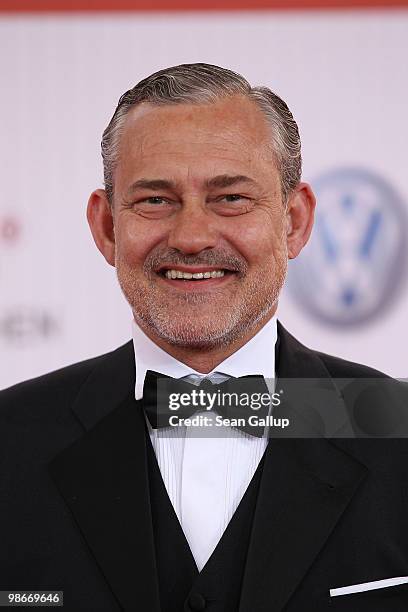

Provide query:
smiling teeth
left=165, top=270, right=225, bottom=279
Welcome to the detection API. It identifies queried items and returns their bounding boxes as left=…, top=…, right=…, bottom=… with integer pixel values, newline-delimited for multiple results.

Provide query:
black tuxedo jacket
left=1, top=321, right=408, bottom=611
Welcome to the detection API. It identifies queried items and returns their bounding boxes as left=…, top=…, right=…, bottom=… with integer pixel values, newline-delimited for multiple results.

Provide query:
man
left=1, top=64, right=408, bottom=612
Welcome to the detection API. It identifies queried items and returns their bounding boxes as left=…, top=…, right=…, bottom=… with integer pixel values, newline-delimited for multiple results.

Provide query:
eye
left=142, top=196, right=169, bottom=205
left=221, top=194, right=247, bottom=202
left=122, top=194, right=176, bottom=219
left=211, top=193, right=254, bottom=216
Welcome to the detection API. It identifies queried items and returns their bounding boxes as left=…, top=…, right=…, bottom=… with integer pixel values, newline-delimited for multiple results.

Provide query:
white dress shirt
left=132, top=315, right=277, bottom=571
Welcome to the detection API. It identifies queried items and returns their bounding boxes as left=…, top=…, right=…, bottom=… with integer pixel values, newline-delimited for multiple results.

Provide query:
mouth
left=155, top=265, right=238, bottom=289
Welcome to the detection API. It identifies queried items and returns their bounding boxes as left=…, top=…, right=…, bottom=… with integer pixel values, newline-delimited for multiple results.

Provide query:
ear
left=87, top=189, right=116, bottom=267
left=285, top=182, right=316, bottom=259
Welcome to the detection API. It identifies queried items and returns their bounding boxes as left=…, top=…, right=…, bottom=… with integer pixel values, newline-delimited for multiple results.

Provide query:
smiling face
left=88, top=94, right=315, bottom=354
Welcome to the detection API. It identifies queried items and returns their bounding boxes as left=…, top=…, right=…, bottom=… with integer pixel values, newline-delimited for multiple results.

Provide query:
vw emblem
left=288, top=168, right=408, bottom=326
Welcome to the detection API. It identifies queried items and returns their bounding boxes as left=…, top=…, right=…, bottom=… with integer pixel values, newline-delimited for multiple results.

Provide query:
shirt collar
left=132, top=314, right=277, bottom=400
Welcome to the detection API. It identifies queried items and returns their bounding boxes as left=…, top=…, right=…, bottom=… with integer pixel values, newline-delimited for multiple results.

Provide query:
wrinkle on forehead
left=115, top=96, right=279, bottom=194
left=121, top=129, right=271, bottom=165
left=119, top=96, right=274, bottom=158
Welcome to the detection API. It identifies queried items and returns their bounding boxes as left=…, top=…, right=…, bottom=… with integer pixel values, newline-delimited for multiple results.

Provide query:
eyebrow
left=205, top=175, right=258, bottom=189
left=126, top=174, right=258, bottom=195
left=126, top=179, right=177, bottom=195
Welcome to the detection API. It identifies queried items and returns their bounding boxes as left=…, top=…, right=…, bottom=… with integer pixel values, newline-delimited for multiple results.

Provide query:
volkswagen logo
left=288, top=168, right=408, bottom=327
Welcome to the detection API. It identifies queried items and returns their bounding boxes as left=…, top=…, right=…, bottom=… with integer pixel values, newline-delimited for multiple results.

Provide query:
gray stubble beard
left=116, top=259, right=287, bottom=350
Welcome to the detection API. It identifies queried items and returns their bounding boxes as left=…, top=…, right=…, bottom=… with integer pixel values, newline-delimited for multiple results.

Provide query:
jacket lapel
left=49, top=342, right=161, bottom=612
left=239, top=322, right=368, bottom=612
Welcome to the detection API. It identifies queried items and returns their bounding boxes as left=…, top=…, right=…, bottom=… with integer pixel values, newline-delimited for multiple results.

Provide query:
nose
left=167, top=200, right=218, bottom=254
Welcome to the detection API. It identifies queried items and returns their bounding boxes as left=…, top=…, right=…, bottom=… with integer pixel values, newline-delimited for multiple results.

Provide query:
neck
left=134, top=307, right=277, bottom=374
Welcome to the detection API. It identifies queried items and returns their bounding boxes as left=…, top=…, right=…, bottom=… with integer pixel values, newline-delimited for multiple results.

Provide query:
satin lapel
left=239, top=322, right=368, bottom=612
left=49, top=341, right=161, bottom=612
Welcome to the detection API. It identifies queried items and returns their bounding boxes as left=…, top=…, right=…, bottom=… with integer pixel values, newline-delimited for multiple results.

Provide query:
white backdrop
left=1, top=9, right=407, bottom=388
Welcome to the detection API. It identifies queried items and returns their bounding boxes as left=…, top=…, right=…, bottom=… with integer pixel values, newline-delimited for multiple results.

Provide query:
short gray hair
left=101, top=63, right=302, bottom=205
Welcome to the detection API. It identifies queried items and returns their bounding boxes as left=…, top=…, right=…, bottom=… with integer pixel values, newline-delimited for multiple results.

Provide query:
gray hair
left=101, top=63, right=302, bottom=205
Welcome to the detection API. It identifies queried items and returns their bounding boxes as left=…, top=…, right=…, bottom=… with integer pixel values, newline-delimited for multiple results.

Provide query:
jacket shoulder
left=315, top=349, right=389, bottom=379
left=0, top=343, right=129, bottom=416
left=276, top=321, right=391, bottom=380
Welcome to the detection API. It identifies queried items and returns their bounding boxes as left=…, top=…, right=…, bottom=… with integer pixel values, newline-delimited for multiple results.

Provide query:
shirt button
left=188, top=592, right=206, bottom=610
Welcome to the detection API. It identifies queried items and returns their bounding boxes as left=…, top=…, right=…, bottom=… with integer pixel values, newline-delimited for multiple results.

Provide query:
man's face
left=99, top=95, right=298, bottom=348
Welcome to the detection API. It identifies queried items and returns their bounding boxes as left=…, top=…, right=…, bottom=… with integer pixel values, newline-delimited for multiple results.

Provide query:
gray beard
left=116, top=264, right=286, bottom=350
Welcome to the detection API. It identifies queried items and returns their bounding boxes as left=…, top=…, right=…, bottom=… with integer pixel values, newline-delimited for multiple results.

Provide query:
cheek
left=115, top=217, right=164, bottom=266
left=230, top=215, right=286, bottom=266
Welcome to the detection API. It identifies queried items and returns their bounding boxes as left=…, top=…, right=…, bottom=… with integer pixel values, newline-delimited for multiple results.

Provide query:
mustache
left=144, top=247, right=248, bottom=275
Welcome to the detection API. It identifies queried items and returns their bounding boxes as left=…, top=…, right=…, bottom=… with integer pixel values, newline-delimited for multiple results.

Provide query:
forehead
left=116, top=95, right=276, bottom=179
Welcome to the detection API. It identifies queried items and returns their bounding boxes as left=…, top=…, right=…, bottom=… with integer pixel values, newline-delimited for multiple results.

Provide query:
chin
left=154, top=323, right=231, bottom=350
left=148, top=313, right=258, bottom=351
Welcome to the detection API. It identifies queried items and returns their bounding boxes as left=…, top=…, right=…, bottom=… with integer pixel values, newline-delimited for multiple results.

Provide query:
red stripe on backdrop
left=1, top=0, right=408, bottom=12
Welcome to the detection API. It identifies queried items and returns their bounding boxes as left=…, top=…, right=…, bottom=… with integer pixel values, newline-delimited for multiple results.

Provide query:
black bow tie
left=142, top=370, right=271, bottom=438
